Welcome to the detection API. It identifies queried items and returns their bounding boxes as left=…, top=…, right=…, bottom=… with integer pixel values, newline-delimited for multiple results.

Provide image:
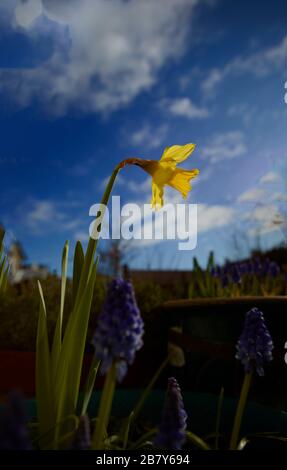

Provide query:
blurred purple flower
left=210, top=266, right=220, bottom=277
left=268, top=261, right=280, bottom=277
left=262, top=258, right=270, bottom=275
left=72, top=415, right=91, bottom=450
left=253, top=257, right=262, bottom=274
left=154, top=377, right=187, bottom=450
left=0, top=391, right=31, bottom=450
left=220, top=269, right=229, bottom=288
left=92, top=278, right=144, bottom=382
left=238, top=263, right=248, bottom=276
left=230, top=266, right=241, bottom=284
left=236, top=308, right=274, bottom=376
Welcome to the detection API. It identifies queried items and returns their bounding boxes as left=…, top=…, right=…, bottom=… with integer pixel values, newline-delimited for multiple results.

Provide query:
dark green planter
left=161, top=297, right=287, bottom=408
left=22, top=390, right=287, bottom=439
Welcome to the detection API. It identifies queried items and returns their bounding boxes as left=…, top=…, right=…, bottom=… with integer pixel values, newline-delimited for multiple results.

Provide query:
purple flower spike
left=0, top=391, right=31, bottom=450
left=268, top=261, right=280, bottom=277
left=72, top=415, right=91, bottom=450
left=220, top=269, right=229, bottom=287
left=154, top=378, right=187, bottom=450
left=230, top=266, right=241, bottom=284
left=236, top=308, right=274, bottom=376
left=92, top=279, right=144, bottom=382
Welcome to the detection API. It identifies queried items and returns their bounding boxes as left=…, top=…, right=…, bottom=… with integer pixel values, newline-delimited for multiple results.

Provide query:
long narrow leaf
left=52, top=241, right=69, bottom=381
left=55, top=259, right=99, bottom=430
left=72, top=241, right=84, bottom=306
left=36, top=281, right=54, bottom=448
left=130, top=355, right=170, bottom=423
left=81, top=355, right=100, bottom=416
left=186, top=431, right=211, bottom=450
left=51, top=241, right=69, bottom=382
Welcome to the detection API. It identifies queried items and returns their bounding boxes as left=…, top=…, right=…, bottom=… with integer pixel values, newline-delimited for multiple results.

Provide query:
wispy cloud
left=197, top=204, right=235, bottom=232
left=237, top=187, right=267, bottom=203
left=271, top=192, right=287, bottom=202
left=226, top=103, right=256, bottom=126
left=201, top=131, right=247, bottom=163
left=245, top=204, right=285, bottom=236
left=0, top=0, right=199, bottom=114
left=24, top=199, right=82, bottom=234
left=259, top=171, right=281, bottom=184
left=129, top=124, right=168, bottom=149
left=202, top=35, right=287, bottom=96
left=164, top=97, right=210, bottom=119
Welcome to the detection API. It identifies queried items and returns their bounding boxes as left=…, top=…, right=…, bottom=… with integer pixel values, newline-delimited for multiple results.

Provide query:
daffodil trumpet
left=118, top=143, right=199, bottom=209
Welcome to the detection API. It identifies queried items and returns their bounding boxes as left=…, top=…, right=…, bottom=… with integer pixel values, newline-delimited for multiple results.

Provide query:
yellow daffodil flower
left=119, top=143, right=199, bottom=209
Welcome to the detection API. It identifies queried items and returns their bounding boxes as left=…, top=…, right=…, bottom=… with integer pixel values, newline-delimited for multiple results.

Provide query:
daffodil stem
left=85, top=164, right=120, bottom=267
left=74, top=165, right=121, bottom=307
left=92, top=362, right=117, bottom=449
left=230, top=371, right=252, bottom=450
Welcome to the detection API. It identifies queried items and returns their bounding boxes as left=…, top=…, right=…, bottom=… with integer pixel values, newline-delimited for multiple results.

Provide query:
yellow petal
left=167, top=168, right=199, bottom=199
left=151, top=180, right=164, bottom=209
left=160, top=143, right=196, bottom=165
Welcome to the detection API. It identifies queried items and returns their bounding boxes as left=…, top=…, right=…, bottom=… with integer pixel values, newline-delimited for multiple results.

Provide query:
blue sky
left=0, top=0, right=287, bottom=272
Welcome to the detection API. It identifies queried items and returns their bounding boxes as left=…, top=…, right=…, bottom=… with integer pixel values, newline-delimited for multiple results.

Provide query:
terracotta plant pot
left=0, top=348, right=167, bottom=400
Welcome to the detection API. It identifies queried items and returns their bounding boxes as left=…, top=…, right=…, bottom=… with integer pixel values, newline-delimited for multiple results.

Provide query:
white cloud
left=197, top=204, right=235, bottom=233
left=259, top=171, right=281, bottom=184
left=226, top=103, right=256, bottom=126
left=201, top=131, right=246, bottom=163
left=202, top=35, right=287, bottom=96
left=123, top=202, right=236, bottom=248
left=129, top=124, right=168, bottom=149
left=27, top=200, right=58, bottom=224
left=0, top=0, right=199, bottom=114
left=127, top=177, right=151, bottom=193
left=100, top=173, right=151, bottom=194
left=25, top=199, right=81, bottom=233
left=165, top=97, right=210, bottom=119
left=271, top=192, right=287, bottom=202
left=245, top=204, right=285, bottom=236
left=74, top=230, right=89, bottom=242
left=201, top=69, right=223, bottom=96
left=15, top=0, right=42, bottom=28
left=237, top=187, right=267, bottom=203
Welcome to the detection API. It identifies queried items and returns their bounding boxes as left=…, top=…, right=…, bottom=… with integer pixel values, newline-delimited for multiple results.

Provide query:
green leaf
left=51, top=241, right=69, bottom=383
left=81, top=355, right=100, bottom=416
left=72, top=241, right=84, bottom=306
left=186, top=431, right=211, bottom=450
left=129, top=428, right=157, bottom=450
left=36, top=281, right=54, bottom=448
left=131, top=355, right=170, bottom=423
left=54, top=259, right=99, bottom=431
left=206, top=251, right=214, bottom=271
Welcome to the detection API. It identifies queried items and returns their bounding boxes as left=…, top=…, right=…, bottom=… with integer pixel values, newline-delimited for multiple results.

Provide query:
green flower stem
left=74, top=165, right=121, bottom=308
left=132, top=355, right=170, bottom=423
left=230, top=371, right=252, bottom=450
left=129, top=428, right=158, bottom=450
left=92, top=362, right=117, bottom=450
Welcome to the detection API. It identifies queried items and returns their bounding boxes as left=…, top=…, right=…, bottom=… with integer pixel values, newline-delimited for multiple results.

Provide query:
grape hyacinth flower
left=220, top=269, right=229, bottom=288
left=92, top=278, right=144, bottom=382
left=154, top=378, right=187, bottom=450
left=230, top=265, right=241, bottom=284
left=0, top=391, right=31, bottom=450
left=268, top=261, right=280, bottom=277
left=235, top=308, right=274, bottom=376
